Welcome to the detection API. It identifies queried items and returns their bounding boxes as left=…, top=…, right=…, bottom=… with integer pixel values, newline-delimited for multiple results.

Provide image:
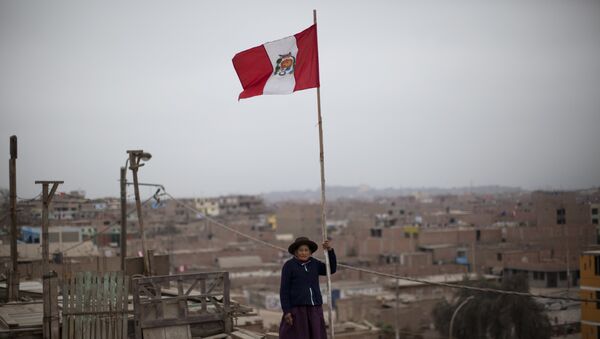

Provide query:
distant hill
left=262, top=185, right=523, bottom=203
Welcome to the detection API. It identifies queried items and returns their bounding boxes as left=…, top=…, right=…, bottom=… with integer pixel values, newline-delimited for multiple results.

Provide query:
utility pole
left=394, top=258, right=400, bottom=339
left=565, top=220, right=570, bottom=291
left=127, top=150, right=152, bottom=275
left=120, top=167, right=127, bottom=272
left=35, top=181, right=63, bottom=275
left=8, top=136, right=19, bottom=301
left=35, top=180, right=62, bottom=339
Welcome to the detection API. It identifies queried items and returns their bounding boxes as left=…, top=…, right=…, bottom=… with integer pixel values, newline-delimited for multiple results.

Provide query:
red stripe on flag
left=294, top=24, right=320, bottom=92
left=232, top=45, right=273, bottom=100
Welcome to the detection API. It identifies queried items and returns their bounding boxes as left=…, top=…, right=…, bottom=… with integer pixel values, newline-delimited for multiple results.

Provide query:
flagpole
left=314, top=9, right=335, bottom=339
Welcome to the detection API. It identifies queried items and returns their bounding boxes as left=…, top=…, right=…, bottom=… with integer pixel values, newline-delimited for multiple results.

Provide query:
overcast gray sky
left=1, top=0, right=599, bottom=199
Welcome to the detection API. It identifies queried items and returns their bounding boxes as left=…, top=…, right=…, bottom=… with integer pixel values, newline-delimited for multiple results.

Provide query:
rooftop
left=217, top=255, right=263, bottom=269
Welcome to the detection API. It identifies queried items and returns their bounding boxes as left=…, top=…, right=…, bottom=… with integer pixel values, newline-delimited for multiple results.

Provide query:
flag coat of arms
left=232, top=25, right=320, bottom=100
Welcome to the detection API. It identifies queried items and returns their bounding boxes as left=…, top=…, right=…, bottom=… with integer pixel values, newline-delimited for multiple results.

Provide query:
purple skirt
left=279, top=305, right=327, bottom=339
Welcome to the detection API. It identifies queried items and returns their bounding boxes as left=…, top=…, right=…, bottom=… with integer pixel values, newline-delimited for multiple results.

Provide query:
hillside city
left=1, top=185, right=599, bottom=338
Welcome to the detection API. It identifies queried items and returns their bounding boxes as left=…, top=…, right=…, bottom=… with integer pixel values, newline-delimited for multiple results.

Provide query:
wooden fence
left=61, top=271, right=129, bottom=339
left=132, top=272, right=231, bottom=339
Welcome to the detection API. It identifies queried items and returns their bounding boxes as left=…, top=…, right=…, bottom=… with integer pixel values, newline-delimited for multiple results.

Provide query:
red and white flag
left=232, top=25, right=320, bottom=100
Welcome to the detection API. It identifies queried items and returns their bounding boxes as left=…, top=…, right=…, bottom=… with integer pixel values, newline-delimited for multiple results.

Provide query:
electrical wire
left=60, top=193, right=163, bottom=253
left=163, top=191, right=600, bottom=304
left=16, top=193, right=41, bottom=202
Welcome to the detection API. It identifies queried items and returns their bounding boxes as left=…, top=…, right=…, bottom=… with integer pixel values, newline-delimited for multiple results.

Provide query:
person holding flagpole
left=278, top=237, right=336, bottom=339
left=232, top=10, right=335, bottom=338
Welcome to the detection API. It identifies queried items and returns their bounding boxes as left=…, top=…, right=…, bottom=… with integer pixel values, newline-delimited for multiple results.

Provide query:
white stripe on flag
left=263, top=36, right=298, bottom=95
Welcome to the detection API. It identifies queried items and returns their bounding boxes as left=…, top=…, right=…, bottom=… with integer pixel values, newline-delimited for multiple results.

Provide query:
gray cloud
left=1, top=0, right=599, bottom=198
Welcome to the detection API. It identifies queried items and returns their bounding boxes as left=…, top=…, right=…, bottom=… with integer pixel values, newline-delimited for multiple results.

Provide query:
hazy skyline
left=1, top=0, right=599, bottom=199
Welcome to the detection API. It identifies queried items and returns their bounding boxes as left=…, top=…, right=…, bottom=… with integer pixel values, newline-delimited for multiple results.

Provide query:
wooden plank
left=93, top=273, right=100, bottom=339
left=103, top=272, right=113, bottom=338
left=104, top=272, right=110, bottom=339
left=81, top=272, right=89, bottom=339
left=121, top=273, right=129, bottom=339
left=135, top=272, right=227, bottom=285
left=43, top=275, right=49, bottom=338
left=116, top=272, right=121, bottom=339
left=99, top=272, right=105, bottom=339
left=0, top=304, right=44, bottom=329
left=0, top=316, right=19, bottom=330
left=205, top=276, right=222, bottom=294
left=98, top=272, right=103, bottom=339
left=69, top=275, right=74, bottom=339
left=140, top=313, right=222, bottom=329
left=104, top=272, right=112, bottom=339
left=0, top=308, right=19, bottom=328
left=61, top=277, right=68, bottom=339
left=50, top=275, right=60, bottom=338
left=92, top=273, right=99, bottom=339
left=143, top=325, right=191, bottom=339
left=68, top=274, right=75, bottom=338
left=177, top=279, right=185, bottom=320
left=88, top=271, right=96, bottom=339
left=223, top=272, right=231, bottom=334
left=81, top=272, right=90, bottom=339
left=75, top=273, right=84, bottom=339
left=132, top=276, right=142, bottom=339
left=71, top=275, right=77, bottom=339
left=132, top=273, right=228, bottom=336
left=118, top=272, right=124, bottom=339
left=184, top=278, right=199, bottom=296
left=138, top=284, right=154, bottom=298
left=111, top=272, right=117, bottom=339
left=61, top=271, right=131, bottom=339
left=200, top=279, right=207, bottom=312
left=155, top=282, right=163, bottom=320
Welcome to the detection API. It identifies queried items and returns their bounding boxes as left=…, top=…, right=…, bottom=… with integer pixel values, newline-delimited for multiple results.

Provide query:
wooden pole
left=128, top=151, right=150, bottom=275
left=120, top=167, right=127, bottom=272
left=41, top=183, right=49, bottom=275
left=35, top=181, right=62, bottom=276
left=131, top=157, right=148, bottom=274
left=35, top=180, right=62, bottom=339
left=395, top=240, right=400, bottom=339
left=43, top=271, right=59, bottom=339
left=313, top=9, right=335, bottom=339
left=8, top=136, right=19, bottom=301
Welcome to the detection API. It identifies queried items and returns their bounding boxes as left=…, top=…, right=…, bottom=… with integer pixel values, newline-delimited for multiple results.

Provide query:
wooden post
left=147, top=249, right=155, bottom=277
left=36, top=181, right=62, bottom=275
left=35, top=180, right=62, bottom=339
left=42, top=184, right=49, bottom=275
left=8, top=136, right=19, bottom=301
left=132, top=278, right=142, bottom=339
left=127, top=150, right=150, bottom=275
left=394, top=235, right=400, bottom=339
left=130, top=154, right=148, bottom=273
left=223, top=272, right=232, bottom=333
left=42, top=271, right=59, bottom=338
left=120, top=167, right=127, bottom=272
left=313, top=9, right=335, bottom=339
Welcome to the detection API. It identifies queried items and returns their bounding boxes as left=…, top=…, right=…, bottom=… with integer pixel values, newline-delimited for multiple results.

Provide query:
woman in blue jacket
left=279, top=236, right=337, bottom=339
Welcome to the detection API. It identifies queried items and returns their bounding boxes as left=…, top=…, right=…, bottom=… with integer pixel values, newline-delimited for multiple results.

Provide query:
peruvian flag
left=232, top=25, right=320, bottom=100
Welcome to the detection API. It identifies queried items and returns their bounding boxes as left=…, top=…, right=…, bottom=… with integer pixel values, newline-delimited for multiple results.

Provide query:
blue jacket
left=279, top=249, right=337, bottom=313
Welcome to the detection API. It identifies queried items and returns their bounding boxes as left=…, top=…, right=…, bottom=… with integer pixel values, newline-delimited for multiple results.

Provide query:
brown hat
left=288, top=237, right=318, bottom=254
